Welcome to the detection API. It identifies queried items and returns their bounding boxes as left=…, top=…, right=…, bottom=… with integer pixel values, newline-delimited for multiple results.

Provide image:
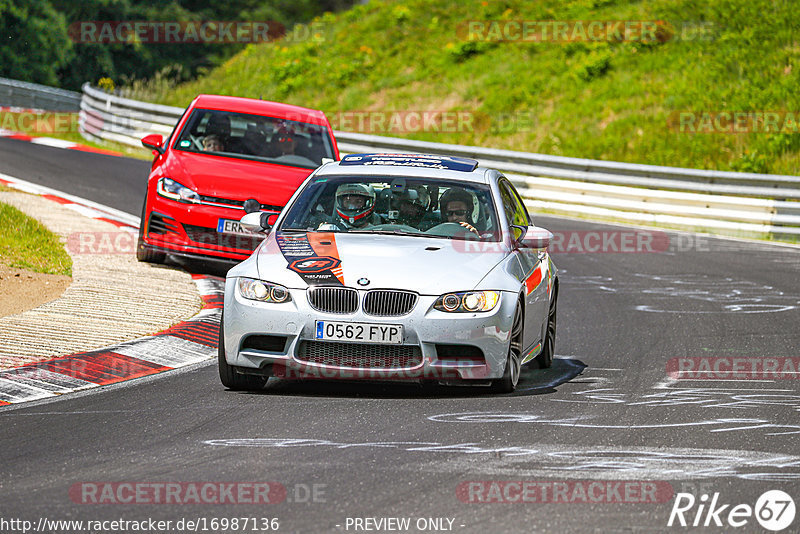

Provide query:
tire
left=218, top=314, right=268, bottom=391
left=136, top=236, right=166, bottom=263
left=491, top=302, right=523, bottom=393
left=136, top=189, right=166, bottom=264
left=536, top=296, right=557, bottom=369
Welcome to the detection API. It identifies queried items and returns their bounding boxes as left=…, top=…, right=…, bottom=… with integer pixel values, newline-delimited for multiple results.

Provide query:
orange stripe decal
left=525, top=266, right=543, bottom=294
left=307, top=232, right=344, bottom=285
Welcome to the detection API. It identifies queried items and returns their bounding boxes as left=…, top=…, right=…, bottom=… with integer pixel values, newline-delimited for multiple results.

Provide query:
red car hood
left=163, top=151, right=313, bottom=205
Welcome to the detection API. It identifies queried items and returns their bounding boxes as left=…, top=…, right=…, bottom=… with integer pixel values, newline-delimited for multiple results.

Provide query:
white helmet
left=335, top=183, right=376, bottom=227
left=399, top=185, right=431, bottom=211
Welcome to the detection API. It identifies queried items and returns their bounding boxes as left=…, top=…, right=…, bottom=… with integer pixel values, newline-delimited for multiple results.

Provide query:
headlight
left=157, top=177, right=200, bottom=203
left=238, top=278, right=292, bottom=303
left=434, top=290, right=499, bottom=313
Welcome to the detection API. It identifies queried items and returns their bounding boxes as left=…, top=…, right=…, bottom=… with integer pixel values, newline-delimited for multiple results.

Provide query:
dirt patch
left=0, top=264, right=71, bottom=317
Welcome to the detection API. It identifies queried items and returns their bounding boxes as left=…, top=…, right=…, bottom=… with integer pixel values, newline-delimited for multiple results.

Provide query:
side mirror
left=517, top=226, right=553, bottom=249
left=141, top=134, right=165, bottom=154
left=240, top=212, right=279, bottom=233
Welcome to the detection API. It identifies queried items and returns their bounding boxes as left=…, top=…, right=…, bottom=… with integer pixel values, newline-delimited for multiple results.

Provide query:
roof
left=190, top=94, right=330, bottom=126
left=319, top=153, right=492, bottom=183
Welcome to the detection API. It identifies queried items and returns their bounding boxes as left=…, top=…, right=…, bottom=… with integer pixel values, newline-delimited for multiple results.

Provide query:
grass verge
left=0, top=201, right=73, bottom=276
left=157, top=0, right=800, bottom=176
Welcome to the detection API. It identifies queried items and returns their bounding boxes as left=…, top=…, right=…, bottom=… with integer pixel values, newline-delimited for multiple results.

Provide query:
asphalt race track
left=2, top=137, right=800, bottom=533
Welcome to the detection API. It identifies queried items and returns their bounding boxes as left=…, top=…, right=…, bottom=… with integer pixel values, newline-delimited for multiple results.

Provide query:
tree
left=0, top=0, right=72, bottom=86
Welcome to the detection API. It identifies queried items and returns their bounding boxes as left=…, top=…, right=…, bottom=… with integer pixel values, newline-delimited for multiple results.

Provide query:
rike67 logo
left=668, top=490, right=795, bottom=531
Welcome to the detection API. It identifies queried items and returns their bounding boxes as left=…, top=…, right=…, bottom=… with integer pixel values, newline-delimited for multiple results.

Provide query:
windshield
left=280, top=175, right=500, bottom=241
left=173, top=108, right=335, bottom=169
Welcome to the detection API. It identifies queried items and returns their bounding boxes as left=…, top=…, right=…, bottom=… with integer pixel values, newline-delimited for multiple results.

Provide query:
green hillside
left=159, top=0, right=800, bottom=175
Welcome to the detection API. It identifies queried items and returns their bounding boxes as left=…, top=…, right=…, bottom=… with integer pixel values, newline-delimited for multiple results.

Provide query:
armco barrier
left=0, top=77, right=81, bottom=111
left=77, top=83, right=800, bottom=240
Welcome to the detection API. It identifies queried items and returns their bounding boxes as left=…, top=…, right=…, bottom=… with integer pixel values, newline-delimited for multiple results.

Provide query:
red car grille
left=182, top=224, right=263, bottom=251
left=197, top=194, right=282, bottom=212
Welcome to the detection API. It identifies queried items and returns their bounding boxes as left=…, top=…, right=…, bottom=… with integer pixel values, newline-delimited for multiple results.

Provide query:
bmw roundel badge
left=357, top=277, right=370, bottom=286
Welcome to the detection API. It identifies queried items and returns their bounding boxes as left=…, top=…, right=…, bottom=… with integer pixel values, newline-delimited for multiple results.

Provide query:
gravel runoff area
left=0, top=191, right=201, bottom=370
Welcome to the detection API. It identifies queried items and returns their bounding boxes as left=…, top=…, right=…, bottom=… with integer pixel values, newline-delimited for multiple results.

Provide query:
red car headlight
left=157, top=177, right=200, bottom=203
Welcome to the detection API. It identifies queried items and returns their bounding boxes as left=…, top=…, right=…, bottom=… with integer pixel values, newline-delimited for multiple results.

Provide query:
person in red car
left=203, top=134, right=224, bottom=152
left=275, top=124, right=296, bottom=156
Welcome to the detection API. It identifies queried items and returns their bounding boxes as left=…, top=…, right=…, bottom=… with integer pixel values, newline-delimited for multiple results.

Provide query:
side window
left=499, top=179, right=529, bottom=240
left=165, top=106, right=189, bottom=149
left=507, top=181, right=531, bottom=226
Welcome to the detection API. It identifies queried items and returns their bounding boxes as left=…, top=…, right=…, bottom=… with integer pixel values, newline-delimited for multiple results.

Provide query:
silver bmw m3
left=219, top=153, right=558, bottom=393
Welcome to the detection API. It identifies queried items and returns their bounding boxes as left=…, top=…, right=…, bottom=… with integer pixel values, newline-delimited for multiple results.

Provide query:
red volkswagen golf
left=137, top=94, right=339, bottom=264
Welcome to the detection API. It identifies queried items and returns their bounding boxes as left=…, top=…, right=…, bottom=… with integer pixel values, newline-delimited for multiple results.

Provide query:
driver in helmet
left=393, top=185, right=432, bottom=229
left=439, top=187, right=479, bottom=235
left=333, top=183, right=379, bottom=229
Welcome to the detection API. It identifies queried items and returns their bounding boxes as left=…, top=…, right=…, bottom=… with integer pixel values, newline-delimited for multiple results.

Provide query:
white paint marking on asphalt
left=64, top=203, right=107, bottom=219
left=427, top=411, right=800, bottom=435
left=0, top=378, right=56, bottom=402
left=670, top=378, right=780, bottom=382
left=113, top=336, right=214, bottom=367
left=194, top=277, right=224, bottom=296
left=29, top=137, right=76, bottom=149
left=653, top=377, right=792, bottom=392
left=203, top=438, right=800, bottom=481
left=1, top=368, right=95, bottom=392
left=190, top=307, right=222, bottom=321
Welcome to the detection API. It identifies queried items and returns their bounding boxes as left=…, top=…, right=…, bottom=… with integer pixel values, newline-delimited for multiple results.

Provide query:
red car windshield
left=173, top=108, right=335, bottom=169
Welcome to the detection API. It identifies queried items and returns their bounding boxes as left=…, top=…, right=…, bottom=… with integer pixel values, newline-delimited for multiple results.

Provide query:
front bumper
left=142, top=195, right=268, bottom=261
left=222, top=279, right=517, bottom=383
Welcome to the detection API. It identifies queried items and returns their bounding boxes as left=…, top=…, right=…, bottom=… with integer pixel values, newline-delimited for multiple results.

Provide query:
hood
left=256, top=232, right=509, bottom=295
left=163, top=151, right=312, bottom=206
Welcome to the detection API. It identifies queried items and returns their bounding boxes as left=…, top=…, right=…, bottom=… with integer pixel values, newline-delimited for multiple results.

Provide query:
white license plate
left=217, top=218, right=251, bottom=236
left=315, top=321, right=403, bottom=344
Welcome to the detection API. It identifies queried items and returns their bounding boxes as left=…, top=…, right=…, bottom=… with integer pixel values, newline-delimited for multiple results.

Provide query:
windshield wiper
left=348, top=229, right=425, bottom=237
left=280, top=227, right=340, bottom=233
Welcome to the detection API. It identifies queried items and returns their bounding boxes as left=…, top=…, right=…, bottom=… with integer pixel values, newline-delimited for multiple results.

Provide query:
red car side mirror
left=141, top=134, right=165, bottom=155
